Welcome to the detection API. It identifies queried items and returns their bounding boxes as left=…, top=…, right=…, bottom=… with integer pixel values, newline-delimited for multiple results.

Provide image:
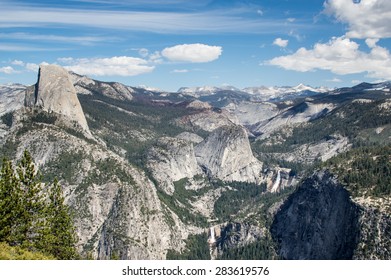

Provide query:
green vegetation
left=252, top=100, right=391, bottom=167
left=156, top=177, right=210, bottom=227
left=0, top=139, right=19, bottom=159
left=293, top=101, right=391, bottom=146
left=213, top=180, right=267, bottom=221
left=78, top=94, right=204, bottom=169
left=31, top=111, right=57, bottom=125
left=323, top=145, right=391, bottom=197
left=166, top=232, right=210, bottom=260
left=0, top=150, right=79, bottom=259
left=1, top=112, right=13, bottom=127
left=0, top=242, right=54, bottom=260
left=43, top=150, right=84, bottom=184
left=218, top=236, right=278, bottom=260
left=252, top=187, right=296, bottom=227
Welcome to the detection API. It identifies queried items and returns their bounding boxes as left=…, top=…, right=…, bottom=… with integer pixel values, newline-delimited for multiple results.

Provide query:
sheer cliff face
left=147, top=136, right=203, bottom=195
left=25, top=64, right=90, bottom=133
left=271, top=171, right=361, bottom=260
left=195, top=125, right=263, bottom=183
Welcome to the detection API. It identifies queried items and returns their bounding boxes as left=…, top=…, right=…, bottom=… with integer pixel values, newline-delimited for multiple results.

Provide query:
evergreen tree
left=44, top=178, right=79, bottom=259
left=0, top=158, right=19, bottom=243
left=0, top=150, right=79, bottom=259
left=14, top=150, right=46, bottom=250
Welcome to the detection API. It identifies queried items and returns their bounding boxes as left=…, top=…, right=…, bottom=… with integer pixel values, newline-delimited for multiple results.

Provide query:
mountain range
left=0, top=64, right=390, bottom=259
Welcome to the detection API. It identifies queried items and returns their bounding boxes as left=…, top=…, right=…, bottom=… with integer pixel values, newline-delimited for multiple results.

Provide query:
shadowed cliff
left=271, top=171, right=361, bottom=259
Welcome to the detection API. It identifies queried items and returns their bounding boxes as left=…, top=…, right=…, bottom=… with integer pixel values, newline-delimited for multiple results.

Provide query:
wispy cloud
left=0, top=3, right=303, bottom=34
left=0, top=44, right=67, bottom=52
left=0, top=32, right=117, bottom=45
left=58, top=56, right=155, bottom=76
left=171, top=69, right=189, bottom=73
left=69, top=0, right=199, bottom=6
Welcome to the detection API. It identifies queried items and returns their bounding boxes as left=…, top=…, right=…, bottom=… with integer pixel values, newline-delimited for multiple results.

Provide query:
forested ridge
left=322, top=145, right=391, bottom=197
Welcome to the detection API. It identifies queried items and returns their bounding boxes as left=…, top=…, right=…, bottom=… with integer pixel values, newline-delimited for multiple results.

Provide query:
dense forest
left=166, top=232, right=210, bottom=260
left=213, top=180, right=267, bottom=221
left=218, top=236, right=278, bottom=260
left=323, top=145, right=391, bottom=197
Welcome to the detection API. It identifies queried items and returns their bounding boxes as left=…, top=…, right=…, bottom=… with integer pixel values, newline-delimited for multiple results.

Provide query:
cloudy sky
left=1, top=0, right=391, bottom=91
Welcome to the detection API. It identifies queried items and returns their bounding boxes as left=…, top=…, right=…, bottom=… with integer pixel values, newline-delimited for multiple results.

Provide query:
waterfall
left=271, top=170, right=281, bottom=193
left=209, top=227, right=216, bottom=244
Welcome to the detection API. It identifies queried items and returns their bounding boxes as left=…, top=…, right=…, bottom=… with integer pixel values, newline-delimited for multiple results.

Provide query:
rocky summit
left=25, top=64, right=90, bottom=133
left=195, top=124, right=263, bottom=183
left=0, top=65, right=390, bottom=260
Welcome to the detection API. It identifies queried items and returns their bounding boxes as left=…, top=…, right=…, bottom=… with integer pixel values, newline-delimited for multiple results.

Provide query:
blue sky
left=1, top=0, right=391, bottom=91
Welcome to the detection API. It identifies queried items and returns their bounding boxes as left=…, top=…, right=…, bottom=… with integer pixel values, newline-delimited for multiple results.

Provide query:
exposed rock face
left=224, top=101, right=279, bottom=127
left=186, top=100, right=212, bottom=110
left=216, top=222, right=264, bottom=250
left=12, top=126, right=187, bottom=260
left=270, top=135, right=351, bottom=165
left=0, top=84, right=26, bottom=117
left=353, top=205, right=391, bottom=259
left=0, top=84, right=26, bottom=139
left=252, top=101, right=335, bottom=139
left=25, top=65, right=90, bottom=133
left=177, top=107, right=239, bottom=132
left=147, top=137, right=203, bottom=194
left=94, top=168, right=181, bottom=260
left=195, top=125, right=262, bottom=183
left=176, top=132, right=204, bottom=144
left=271, top=171, right=361, bottom=259
left=70, top=72, right=134, bottom=100
left=207, top=222, right=269, bottom=259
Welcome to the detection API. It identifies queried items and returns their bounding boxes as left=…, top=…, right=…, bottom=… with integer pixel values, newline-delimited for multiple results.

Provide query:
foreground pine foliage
left=0, top=150, right=79, bottom=260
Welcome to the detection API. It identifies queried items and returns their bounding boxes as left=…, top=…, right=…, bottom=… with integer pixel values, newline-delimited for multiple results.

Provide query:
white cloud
left=148, top=51, right=163, bottom=64
left=161, top=44, right=222, bottom=63
left=171, top=69, right=189, bottom=73
left=267, top=36, right=391, bottom=80
left=327, top=77, right=342, bottom=83
left=273, top=38, right=289, bottom=48
left=324, top=0, right=391, bottom=39
left=25, top=63, right=40, bottom=72
left=257, top=9, right=264, bottom=16
left=59, top=56, right=155, bottom=76
left=11, top=60, right=25, bottom=66
left=0, top=66, right=18, bottom=74
left=365, top=38, right=379, bottom=48
left=0, top=32, right=113, bottom=45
